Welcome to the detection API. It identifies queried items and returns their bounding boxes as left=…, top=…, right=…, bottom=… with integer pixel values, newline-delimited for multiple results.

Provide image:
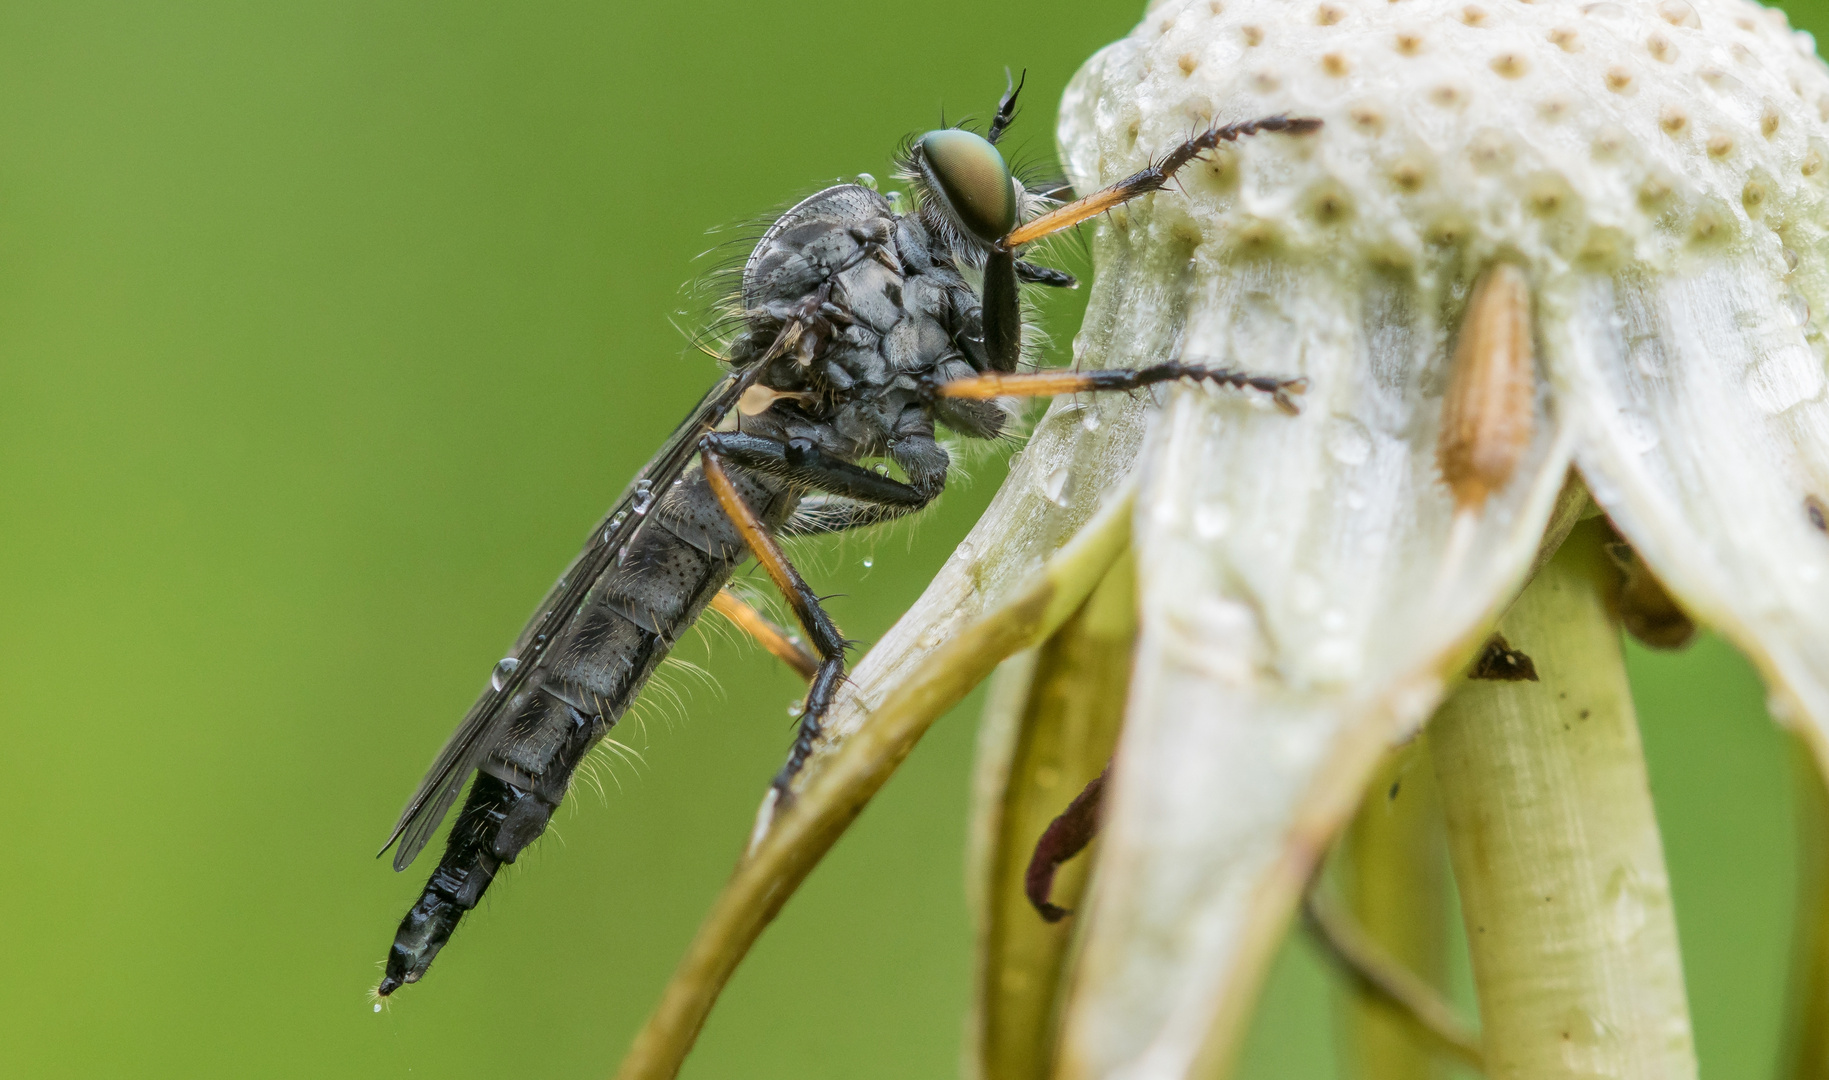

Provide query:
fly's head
left=901, top=128, right=1018, bottom=261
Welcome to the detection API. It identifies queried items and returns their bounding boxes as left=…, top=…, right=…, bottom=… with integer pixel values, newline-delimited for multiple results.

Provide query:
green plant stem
left=1332, top=740, right=1464, bottom=1078
left=968, top=550, right=1136, bottom=1080
left=1784, top=733, right=1829, bottom=1079
left=1430, top=519, right=1696, bottom=1079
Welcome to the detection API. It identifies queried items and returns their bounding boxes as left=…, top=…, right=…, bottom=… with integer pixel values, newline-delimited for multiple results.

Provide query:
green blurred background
left=0, top=2, right=1812, bottom=1076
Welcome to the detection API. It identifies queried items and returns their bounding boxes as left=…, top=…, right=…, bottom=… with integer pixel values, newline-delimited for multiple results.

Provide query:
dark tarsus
left=376, top=79, right=1320, bottom=996
left=1025, top=763, right=1110, bottom=922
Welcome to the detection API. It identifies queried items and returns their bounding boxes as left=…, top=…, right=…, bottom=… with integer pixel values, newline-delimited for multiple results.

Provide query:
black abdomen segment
left=379, top=465, right=789, bottom=995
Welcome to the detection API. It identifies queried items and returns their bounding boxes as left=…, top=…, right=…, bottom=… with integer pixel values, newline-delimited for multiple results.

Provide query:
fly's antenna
left=987, top=68, right=1025, bottom=145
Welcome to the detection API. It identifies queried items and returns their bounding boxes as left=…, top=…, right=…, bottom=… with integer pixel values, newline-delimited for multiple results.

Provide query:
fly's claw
left=1174, top=361, right=1308, bottom=415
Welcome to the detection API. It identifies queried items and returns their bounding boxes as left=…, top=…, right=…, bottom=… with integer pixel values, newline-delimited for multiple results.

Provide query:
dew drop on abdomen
left=491, top=657, right=520, bottom=691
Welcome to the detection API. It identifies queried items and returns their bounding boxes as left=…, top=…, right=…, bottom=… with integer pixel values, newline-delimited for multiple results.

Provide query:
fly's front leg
left=999, top=115, right=1323, bottom=249
left=930, top=361, right=1311, bottom=415
left=976, top=115, right=1322, bottom=372
left=701, top=446, right=855, bottom=802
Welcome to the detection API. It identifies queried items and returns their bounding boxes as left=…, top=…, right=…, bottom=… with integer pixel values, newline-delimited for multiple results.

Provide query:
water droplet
left=491, top=657, right=520, bottom=691
left=1786, top=247, right=1800, bottom=272
left=1326, top=420, right=1372, bottom=467
left=874, top=463, right=890, bottom=476
left=885, top=190, right=907, bottom=215
left=1041, top=466, right=1074, bottom=505
left=856, top=172, right=878, bottom=190
left=1193, top=502, right=1230, bottom=539
left=955, top=542, right=976, bottom=563
left=1081, top=408, right=1102, bottom=432
left=1788, top=291, right=1811, bottom=326
left=861, top=556, right=874, bottom=568
left=374, top=1003, right=383, bottom=1013
left=1291, top=573, right=1324, bottom=615
left=631, top=487, right=655, bottom=514
left=787, top=700, right=805, bottom=719
left=1617, top=409, right=1661, bottom=453
left=1604, top=865, right=1650, bottom=942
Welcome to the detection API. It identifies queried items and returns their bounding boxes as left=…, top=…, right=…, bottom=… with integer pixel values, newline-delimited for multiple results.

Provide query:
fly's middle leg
left=930, top=361, right=1311, bottom=415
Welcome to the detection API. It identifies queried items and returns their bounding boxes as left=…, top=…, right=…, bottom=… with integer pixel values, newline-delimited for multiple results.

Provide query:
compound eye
left=918, top=129, right=1016, bottom=246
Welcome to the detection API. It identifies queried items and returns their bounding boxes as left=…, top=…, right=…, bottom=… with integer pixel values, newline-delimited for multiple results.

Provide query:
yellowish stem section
left=1430, top=520, right=1696, bottom=1079
left=1339, top=741, right=1455, bottom=1079
left=1784, top=734, right=1829, bottom=1079
left=970, top=552, right=1136, bottom=1080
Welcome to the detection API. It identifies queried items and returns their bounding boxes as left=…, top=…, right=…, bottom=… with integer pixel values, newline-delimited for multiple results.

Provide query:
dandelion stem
left=1430, top=519, right=1696, bottom=1079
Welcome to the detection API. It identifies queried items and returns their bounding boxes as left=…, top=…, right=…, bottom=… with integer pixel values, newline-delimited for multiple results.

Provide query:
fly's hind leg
left=700, top=449, right=858, bottom=802
left=710, top=590, right=818, bottom=681
left=701, top=430, right=947, bottom=799
left=710, top=486, right=915, bottom=681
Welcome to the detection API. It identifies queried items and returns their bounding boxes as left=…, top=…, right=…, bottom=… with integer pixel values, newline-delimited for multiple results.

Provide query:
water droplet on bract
left=1604, top=865, right=1650, bottom=942
left=1041, top=466, right=1073, bottom=506
left=1081, top=409, right=1102, bottom=432
left=861, top=556, right=874, bottom=568
left=1326, top=419, right=1372, bottom=467
left=491, top=657, right=520, bottom=691
left=955, top=542, right=976, bottom=563
left=1788, top=291, right=1811, bottom=327
left=1193, top=502, right=1230, bottom=539
left=1617, top=409, right=1661, bottom=453
left=1786, top=247, right=1800, bottom=272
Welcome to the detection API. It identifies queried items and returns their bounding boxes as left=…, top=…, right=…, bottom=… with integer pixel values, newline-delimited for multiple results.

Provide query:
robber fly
left=374, top=73, right=1319, bottom=997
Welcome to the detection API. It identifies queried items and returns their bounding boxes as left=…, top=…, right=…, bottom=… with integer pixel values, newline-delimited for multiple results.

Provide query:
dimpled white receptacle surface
left=1061, top=0, right=1829, bottom=286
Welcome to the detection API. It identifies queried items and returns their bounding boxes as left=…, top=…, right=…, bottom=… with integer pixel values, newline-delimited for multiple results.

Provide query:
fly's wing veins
left=380, top=346, right=781, bottom=868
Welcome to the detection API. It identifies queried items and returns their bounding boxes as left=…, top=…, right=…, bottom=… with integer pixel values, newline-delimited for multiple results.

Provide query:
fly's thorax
left=731, top=176, right=1002, bottom=451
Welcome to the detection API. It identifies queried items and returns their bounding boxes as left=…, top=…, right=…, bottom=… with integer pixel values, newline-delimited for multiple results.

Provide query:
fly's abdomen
left=380, top=465, right=790, bottom=995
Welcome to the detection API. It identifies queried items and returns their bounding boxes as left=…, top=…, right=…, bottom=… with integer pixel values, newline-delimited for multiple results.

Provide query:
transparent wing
left=380, top=361, right=771, bottom=869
